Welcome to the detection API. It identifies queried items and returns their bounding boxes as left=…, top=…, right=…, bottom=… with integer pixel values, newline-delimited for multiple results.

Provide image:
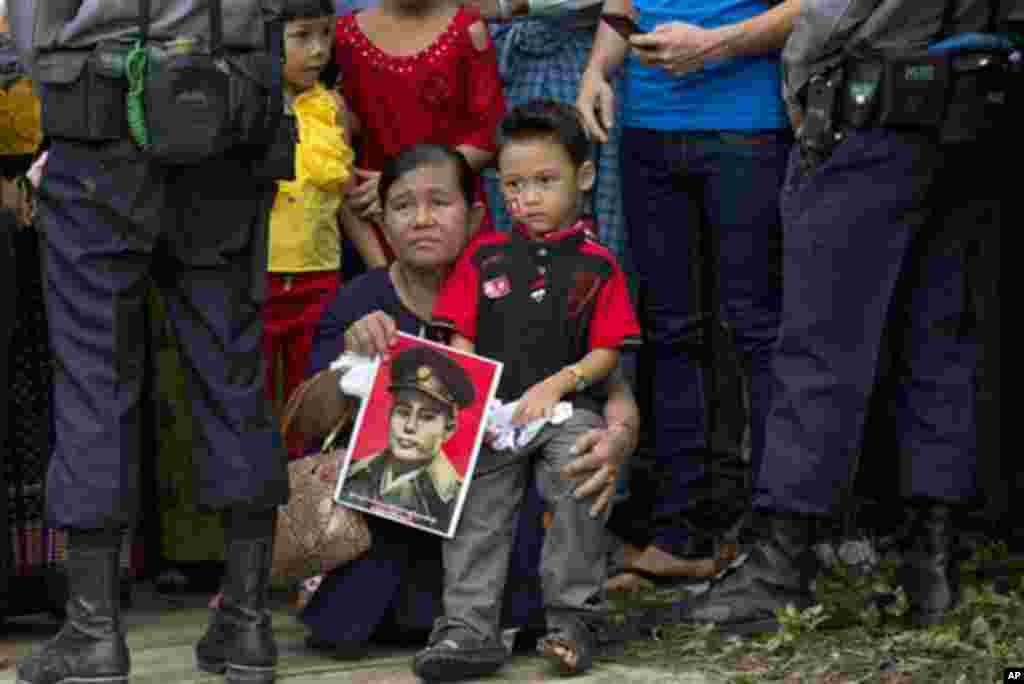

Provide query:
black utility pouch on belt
left=37, top=51, right=130, bottom=141
left=139, top=39, right=233, bottom=164
left=941, top=50, right=1011, bottom=143
left=799, top=69, right=844, bottom=160
left=875, top=54, right=952, bottom=129
left=841, top=48, right=1012, bottom=144
left=131, top=0, right=235, bottom=165
left=132, top=0, right=288, bottom=168
left=836, top=0, right=1013, bottom=143
left=38, top=0, right=288, bottom=172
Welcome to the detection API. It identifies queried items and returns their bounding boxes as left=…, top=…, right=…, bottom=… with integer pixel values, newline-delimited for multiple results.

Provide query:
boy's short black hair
left=281, top=0, right=334, bottom=21
left=498, top=99, right=591, bottom=168
left=379, top=144, right=476, bottom=207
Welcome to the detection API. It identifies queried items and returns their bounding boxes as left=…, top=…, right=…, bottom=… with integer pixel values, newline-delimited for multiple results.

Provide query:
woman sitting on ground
left=288, top=143, right=640, bottom=655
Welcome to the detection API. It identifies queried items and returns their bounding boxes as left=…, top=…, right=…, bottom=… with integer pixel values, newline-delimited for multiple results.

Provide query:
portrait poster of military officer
left=336, top=333, right=502, bottom=537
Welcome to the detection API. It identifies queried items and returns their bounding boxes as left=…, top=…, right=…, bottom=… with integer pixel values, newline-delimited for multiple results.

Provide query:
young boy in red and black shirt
left=417, top=100, right=641, bottom=681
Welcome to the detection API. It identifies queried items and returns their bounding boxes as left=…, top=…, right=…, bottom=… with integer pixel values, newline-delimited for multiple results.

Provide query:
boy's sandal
left=412, top=618, right=507, bottom=682
left=537, top=615, right=599, bottom=676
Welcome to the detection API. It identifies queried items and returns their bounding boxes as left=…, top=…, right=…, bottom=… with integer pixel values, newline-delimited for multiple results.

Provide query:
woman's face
left=382, top=162, right=478, bottom=272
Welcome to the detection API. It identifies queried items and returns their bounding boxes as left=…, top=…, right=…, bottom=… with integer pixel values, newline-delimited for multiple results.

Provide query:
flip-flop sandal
left=537, top=616, right=598, bottom=676
left=412, top=619, right=507, bottom=682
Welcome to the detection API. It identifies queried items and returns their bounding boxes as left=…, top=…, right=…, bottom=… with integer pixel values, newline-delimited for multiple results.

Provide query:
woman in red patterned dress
left=336, top=0, right=506, bottom=259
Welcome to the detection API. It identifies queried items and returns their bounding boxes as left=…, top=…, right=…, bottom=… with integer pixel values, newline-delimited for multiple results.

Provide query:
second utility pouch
left=876, top=53, right=951, bottom=130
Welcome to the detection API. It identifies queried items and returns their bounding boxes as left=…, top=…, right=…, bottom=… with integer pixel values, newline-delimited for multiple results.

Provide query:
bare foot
left=626, top=544, right=720, bottom=579
left=718, top=540, right=739, bottom=564
left=620, top=542, right=645, bottom=567
left=605, top=571, right=654, bottom=593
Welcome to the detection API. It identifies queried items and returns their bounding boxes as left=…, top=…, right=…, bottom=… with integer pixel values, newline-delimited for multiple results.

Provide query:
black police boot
left=895, top=501, right=961, bottom=628
left=661, top=512, right=820, bottom=635
left=16, top=544, right=130, bottom=684
left=195, top=538, right=277, bottom=684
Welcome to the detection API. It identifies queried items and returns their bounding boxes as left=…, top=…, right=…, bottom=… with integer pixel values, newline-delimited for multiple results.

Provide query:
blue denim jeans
left=620, top=127, right=790, bottom=553
left=755, top=129, right=979, bottom=516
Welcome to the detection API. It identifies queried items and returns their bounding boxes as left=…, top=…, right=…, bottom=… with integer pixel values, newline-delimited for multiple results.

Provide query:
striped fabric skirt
left=5, top=224, right=59, bottom=575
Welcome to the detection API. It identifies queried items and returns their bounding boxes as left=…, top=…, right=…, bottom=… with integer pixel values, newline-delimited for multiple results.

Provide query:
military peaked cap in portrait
left=389, top=347, right=475, bottom=410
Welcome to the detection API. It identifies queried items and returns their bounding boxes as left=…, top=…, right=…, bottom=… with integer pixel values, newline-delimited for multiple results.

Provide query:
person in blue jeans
left=577, top=0, right=798, bottom=586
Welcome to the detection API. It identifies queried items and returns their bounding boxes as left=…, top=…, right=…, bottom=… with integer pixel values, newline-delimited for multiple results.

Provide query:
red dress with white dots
left=335, top=7, right=505, bottom=230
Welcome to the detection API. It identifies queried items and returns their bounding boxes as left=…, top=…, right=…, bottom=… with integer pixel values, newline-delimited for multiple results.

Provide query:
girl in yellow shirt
left=264, top=0, right=368, bottom=428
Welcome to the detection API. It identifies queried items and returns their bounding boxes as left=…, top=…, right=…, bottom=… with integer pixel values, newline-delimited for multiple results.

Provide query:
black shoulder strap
left=137, top=0, right=223, bottom=53
left=988, top=0, right=1002, bottom=33
left=139, top=0, right=150, bottom=42
left=209, top=0, right=223, bottom=54
left=939, top=0, right=959, bottom=40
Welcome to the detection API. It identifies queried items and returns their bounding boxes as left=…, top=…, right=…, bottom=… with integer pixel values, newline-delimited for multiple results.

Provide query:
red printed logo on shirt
left=483, top=275, right=511, bottom=299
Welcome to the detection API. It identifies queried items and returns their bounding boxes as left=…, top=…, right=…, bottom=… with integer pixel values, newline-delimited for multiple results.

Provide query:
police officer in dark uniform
left=341, top=346, right=475, bottom=534
left=6, top=2, right=303, bottom=683
left=668, top=0, right=1016, bottom=634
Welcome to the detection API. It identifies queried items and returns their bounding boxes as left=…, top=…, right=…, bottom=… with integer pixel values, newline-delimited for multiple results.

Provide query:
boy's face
left=498, top=137, right=595, bottom=239
left=283, top=16, right=334, bottom=92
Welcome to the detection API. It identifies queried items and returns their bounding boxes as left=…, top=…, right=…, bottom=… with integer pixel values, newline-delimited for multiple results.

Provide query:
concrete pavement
left=0, top=588, right=715, bottom=684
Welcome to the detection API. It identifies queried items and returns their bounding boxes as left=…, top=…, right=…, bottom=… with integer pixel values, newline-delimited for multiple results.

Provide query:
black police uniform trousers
left=38, top=138, right=289, bottom=530
left=754, top=128, right=981, bottom=516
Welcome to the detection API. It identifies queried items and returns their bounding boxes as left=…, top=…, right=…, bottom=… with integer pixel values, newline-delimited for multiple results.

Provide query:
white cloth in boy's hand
left=485, top=398, right=573, bottom=451
left=329, top=352, right=376, bottom=399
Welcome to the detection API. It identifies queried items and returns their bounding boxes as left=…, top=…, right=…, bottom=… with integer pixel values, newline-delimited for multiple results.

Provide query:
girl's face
left=382, top=162, right=481, bottom=271
left=283, top=16, right=334, bottom=93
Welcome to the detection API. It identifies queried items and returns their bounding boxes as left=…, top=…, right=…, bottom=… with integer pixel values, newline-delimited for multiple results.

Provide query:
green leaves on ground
left=605, top=542, right=1024, bottom=683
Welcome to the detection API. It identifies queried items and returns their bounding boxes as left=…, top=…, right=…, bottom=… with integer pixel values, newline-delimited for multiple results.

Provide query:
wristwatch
left=565, top=364, right=587, bottom=393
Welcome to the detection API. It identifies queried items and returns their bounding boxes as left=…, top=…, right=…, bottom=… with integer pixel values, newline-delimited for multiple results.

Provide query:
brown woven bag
left=271, top=373, right=370, bottom=586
